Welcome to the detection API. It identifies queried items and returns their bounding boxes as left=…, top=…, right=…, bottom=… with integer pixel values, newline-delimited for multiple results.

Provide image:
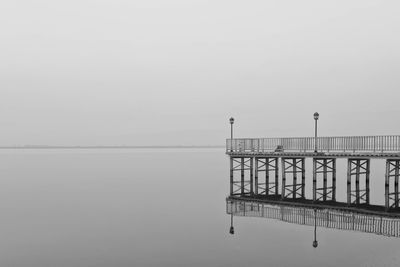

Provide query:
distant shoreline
left=0, top=145, right=225, bottom=149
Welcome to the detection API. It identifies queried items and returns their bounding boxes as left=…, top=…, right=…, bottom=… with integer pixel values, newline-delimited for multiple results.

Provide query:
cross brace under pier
left=313, top=158, right=336, bottom=202
left=281, top=158, right=305, bottom=200
left=255, top=157, right=279, bottom=196
left=230, top=157, right=253, bottom=196
left=347, top=159, right=370, bottom=205
left=385, top=159, right=400, bottom=211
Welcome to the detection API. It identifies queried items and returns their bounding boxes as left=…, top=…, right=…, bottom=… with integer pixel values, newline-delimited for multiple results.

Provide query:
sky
left=1, top=0, right=399, bottom=146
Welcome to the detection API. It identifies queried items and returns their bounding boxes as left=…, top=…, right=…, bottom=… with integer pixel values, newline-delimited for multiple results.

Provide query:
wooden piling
left=241, top=157, right=245, bottom=195
left=275, top=158, right=279, bottom=195
left=385, top=160, right=390, bottom=211
left=293, top=158, right=297, bottom=199
left=254, top=158, right=259, bottom=195
left=332, top=159, right=336, bottom=201
left=230, top=157, right=234, bottom=195
left=313, top=159, right=317, bottom=202
left=356, top=159, right=360, bottom=205
left=395, top=160, right=399, bottom=208
left=347, top=159, right=351, bottom=205
left=323, top=159, right=328, bottom=201
left=250, top=157, right=254, bottom=196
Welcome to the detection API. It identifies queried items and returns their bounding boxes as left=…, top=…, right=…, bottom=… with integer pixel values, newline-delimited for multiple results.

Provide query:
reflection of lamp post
left=229, top=213, right=234, bottom=235
left=229, top=117, right=234, bottom=152
left=312, top=208, right=318, bottom=248
left=314, top=112, right=319, bottom=153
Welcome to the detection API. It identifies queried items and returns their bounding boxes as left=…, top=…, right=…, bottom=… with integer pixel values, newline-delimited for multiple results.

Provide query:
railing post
left=373, top=136, right=376, bottom=153
left=327, top=137, right=330, bottom=153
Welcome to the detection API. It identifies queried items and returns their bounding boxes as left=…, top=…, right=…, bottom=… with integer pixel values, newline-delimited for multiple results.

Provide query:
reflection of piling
left=227, top=198, right=400, bottom=237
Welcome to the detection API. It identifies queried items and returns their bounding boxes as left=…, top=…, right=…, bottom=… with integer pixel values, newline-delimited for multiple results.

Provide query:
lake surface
left=0, top=148, right=399, bottom=267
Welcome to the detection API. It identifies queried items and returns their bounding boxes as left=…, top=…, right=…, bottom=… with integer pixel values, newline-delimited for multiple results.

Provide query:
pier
left=227, top=135, right=400, bottom=213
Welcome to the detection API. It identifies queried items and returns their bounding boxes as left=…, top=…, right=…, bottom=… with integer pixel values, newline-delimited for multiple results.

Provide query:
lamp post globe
left=229, top=226, right=234, bottom=235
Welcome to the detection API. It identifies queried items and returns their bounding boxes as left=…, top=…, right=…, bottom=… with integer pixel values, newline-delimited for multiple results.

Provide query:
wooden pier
left=227, top=135, right=400, bottom=212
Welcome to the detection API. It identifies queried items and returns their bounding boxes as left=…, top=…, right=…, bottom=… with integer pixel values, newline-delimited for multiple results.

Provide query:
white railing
left=226, top=136, right=400, bottom=153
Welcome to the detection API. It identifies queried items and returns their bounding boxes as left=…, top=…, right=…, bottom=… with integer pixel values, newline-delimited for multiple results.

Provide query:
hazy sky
left=1, top=0, right=399, bottom=146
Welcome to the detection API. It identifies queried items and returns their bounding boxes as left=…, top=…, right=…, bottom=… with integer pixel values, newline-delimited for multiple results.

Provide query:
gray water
left=0, top=148, right=399, bottom=267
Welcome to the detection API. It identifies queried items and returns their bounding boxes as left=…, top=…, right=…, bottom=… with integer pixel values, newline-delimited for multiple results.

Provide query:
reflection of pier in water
left=227, top=198, right=400, bottom=238
left=226, top=119, right=400, bottom=243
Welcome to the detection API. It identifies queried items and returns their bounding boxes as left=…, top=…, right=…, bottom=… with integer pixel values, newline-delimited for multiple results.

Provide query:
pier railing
left=226, top=135, right=400, bottom=153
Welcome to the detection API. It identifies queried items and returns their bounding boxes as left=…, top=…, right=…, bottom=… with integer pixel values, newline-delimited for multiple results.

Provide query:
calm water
left=0, top=148, right=399, bottom=267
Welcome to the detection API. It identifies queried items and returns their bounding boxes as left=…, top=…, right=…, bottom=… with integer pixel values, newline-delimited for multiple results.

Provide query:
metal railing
left=226, top=135, right=400, bottom=153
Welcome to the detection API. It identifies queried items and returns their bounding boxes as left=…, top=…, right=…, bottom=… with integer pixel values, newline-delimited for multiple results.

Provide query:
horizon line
left=0, top=145, right=225, bottom=149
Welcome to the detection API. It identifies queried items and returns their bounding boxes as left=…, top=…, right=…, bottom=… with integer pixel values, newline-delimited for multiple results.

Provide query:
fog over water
left=1, top=1, right=400, bottom=146
left=1, top=1, right=400, bottom=266
left=0, top=148, right=399, bottom=267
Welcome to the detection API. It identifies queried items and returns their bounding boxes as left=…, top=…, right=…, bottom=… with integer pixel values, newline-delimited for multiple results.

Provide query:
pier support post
left=254, top=157, right=279, bottom=197
left=241, top=158, right=245, bottom=195
left=255, top=158, right=259, bottom=195
left=281, top=157, right=305, bottom=200
left=229, top=157, right=254, bottom=196
left=230, top=157, right=233, bottom=195
left=384, top=159, right=400, bottom=211
left=250, top=158, right=254, bottom=196
left=347, top=158, right=370, bottom=206
left=332, top=159, right=336, bottom=202
left=313, top=158, right=336, bottom=202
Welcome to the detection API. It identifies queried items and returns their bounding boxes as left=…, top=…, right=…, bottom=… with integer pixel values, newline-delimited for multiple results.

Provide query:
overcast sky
left=1, top=0, right=399, bottom=146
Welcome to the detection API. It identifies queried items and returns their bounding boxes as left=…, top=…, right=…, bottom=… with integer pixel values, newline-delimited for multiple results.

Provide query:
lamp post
left=229, top=117, right=234, bottom=152
left=314, top=112, right=319, bottom=153
left=312, top=208, right=318, bottom=248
